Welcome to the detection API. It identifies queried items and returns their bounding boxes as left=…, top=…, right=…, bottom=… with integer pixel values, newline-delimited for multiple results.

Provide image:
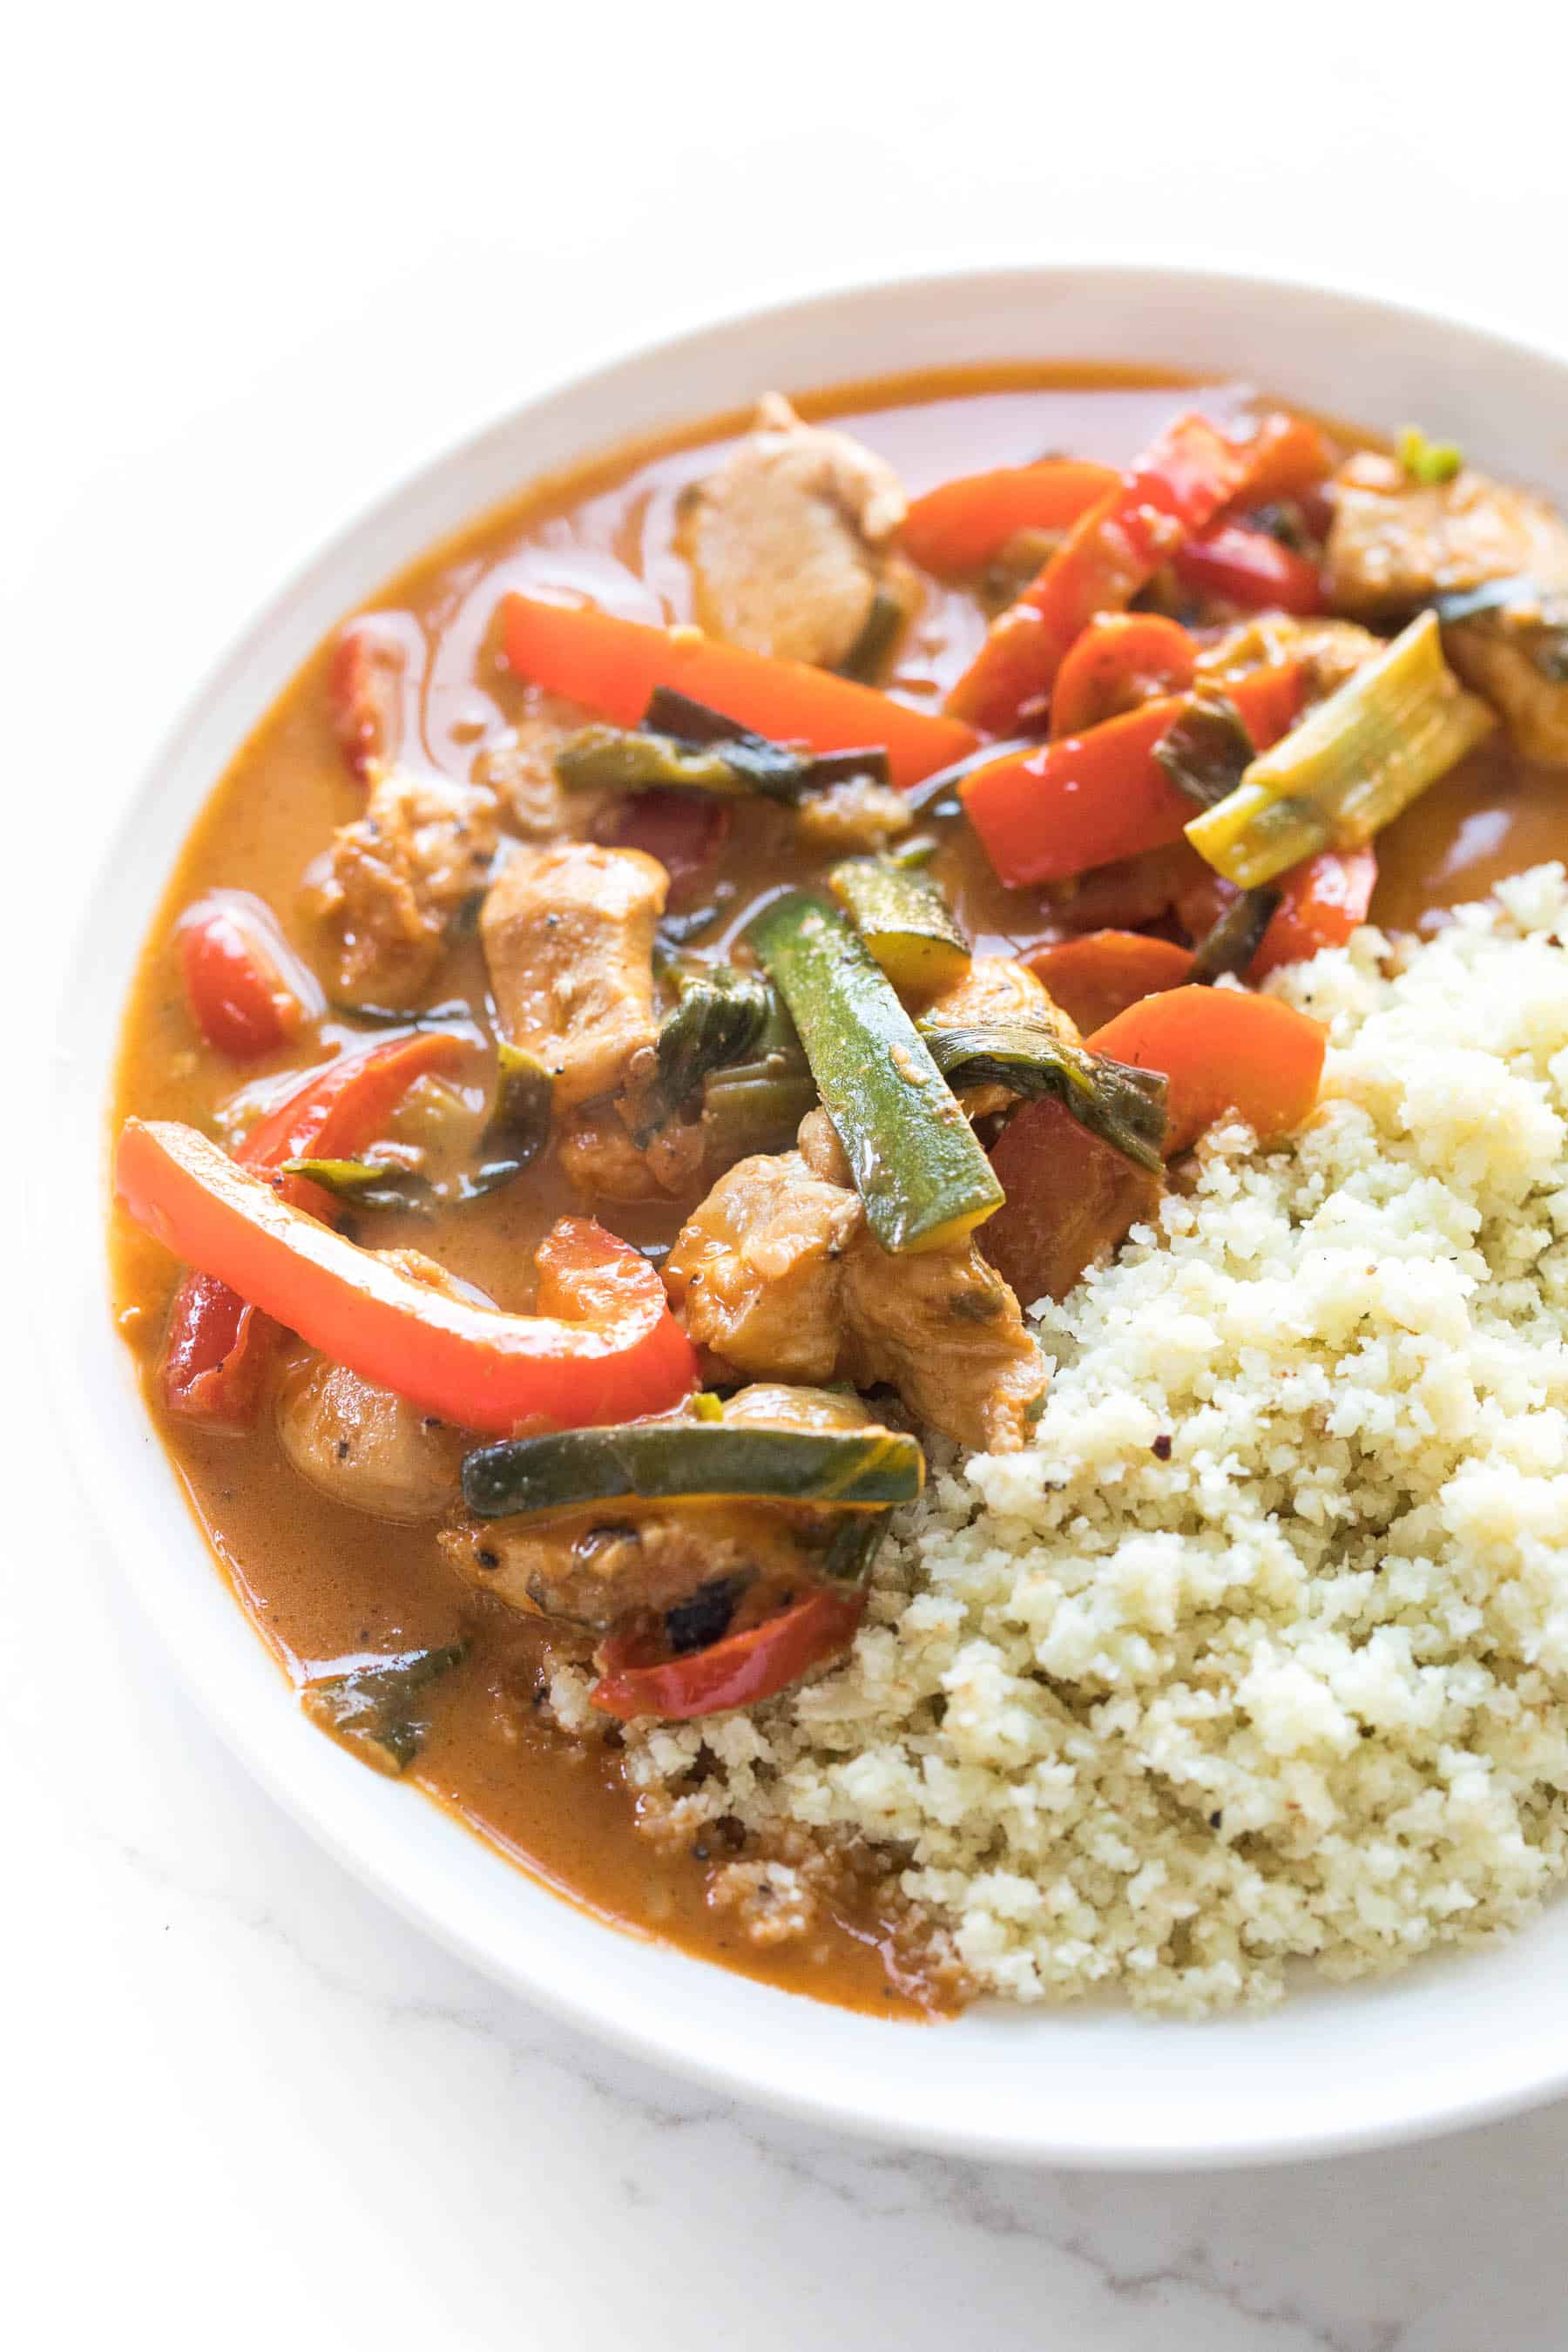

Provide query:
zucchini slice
left=462, top=1423, right=925, bottom=1520
left=922, top=1021, right=1168, bottom=1173
left=828, top=856, right=972, bottom=996
left=747, top=891, right=1004, bottom=1254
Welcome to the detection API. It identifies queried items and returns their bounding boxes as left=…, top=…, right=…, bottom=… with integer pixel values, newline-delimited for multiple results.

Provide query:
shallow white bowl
left=47, top=266, right=1568, bottom=2168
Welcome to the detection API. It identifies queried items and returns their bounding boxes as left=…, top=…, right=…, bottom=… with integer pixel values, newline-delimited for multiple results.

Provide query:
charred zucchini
left=747, top=892, right=1004, bottom=1254
left=462, top=1423, right=925, bottom=1519
left=828, top=856, right=971, bottom=996
left=557, top=689, right=893, bottom=806
left=301, top=1643, right=466, bottom=1776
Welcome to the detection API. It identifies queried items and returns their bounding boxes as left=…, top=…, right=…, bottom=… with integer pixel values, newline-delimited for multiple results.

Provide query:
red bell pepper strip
left=157, top=1031, right=471, bottom=1427
left=1050, top=615, right=1198, bottom=740
left=178, top=890, right=323, bottom=1061
left=328, top=612, right=422, bottom=781
left=1251, top=848, right=1377, bottom=976
left=503, top=593, right=975, bottom=791
left=899, top=459, right=1118, bottom=576
left=1172, top=524, right=1325, bottom=616
left=118, top=1120, right=698, bottom=1436
left=590, top=1584, right=864, bottom=1720
left=946, top=412, right=1274, bottom=733
left=1027, top=931, right=1195, bottom=1033
left=1086, top=987, right=1327, bottom=1154
left=1223, top=413, right=1335, bottom=508
left=960, top=662, right=1303, bottom=889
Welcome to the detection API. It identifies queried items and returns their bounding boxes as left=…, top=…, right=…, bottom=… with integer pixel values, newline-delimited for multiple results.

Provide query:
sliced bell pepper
left=1027, top=931, right=1195, bottom=1033
left=1171, top=524, right=1325, bottom=616
left=945, top=411, right=1272, bottom=733
left=328, top=612, right=419, bottom=781
left=1086, top=986, right=1326, bottom=1153
left=1251, top=847, right=1377, bottom=976
left=157, top=1031, right=471, bottom=1427
left=960, top=663, right=1303, bottom=889
left=503, top=593, right=975, bottom=791
left=1222, top=412, right=1335, bottom=508
left=118, top=1119, right=698, bottom=1436
left=899, top=458, right=1118, bottom=576
left=590, top=1583, right=864, bottom=1720
left=178, top=890, right=323, bottom=1060
left=1050, top=614, right=1198, bottom=740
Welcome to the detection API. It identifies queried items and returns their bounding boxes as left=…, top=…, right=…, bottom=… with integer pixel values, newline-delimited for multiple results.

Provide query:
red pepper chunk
left=946, top=412, right=1267, bottom=733
left=179, top=890, right=322, bottom=1060
left=1252, top=848, right=1377, bottom=976
left=960, top=662, right=1303, bottom=889
left=119, top=1120, right=697, bottom=1436
left=1172, top=524, right=1325, bottom=616
left=591, top=1585, right=865, bottom=1720
left=900, top=458, right=1119, bottom=575
left=1050, top=614, right=1198, bottom=739
left=156, top=1031, right=471, bottom=1428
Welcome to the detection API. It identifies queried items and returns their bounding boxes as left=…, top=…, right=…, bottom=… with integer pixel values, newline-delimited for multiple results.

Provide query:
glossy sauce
left=111, top=364, right=1568, bottom=2016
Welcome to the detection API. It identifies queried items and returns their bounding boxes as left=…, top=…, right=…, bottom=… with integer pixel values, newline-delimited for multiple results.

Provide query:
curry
left=111, top=366, right=1568, bottom=2016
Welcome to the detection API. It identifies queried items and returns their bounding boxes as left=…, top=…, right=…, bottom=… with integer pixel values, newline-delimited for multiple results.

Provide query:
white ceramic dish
left=45, top=265, right=1568, bottom=2169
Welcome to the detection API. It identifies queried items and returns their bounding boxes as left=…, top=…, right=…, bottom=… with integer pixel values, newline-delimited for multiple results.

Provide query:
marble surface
left=10, top=10, right=1568, bottom=2344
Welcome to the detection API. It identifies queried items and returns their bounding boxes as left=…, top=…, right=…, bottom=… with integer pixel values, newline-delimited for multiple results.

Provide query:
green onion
left=1398, top=425, right=1463, bottom=487
left=1186, top=612, right=1496, bottom=886
left=921, top=1022, right=1167, bottom=1173
left=835, top=586, right=907, bottom=684
left=632, top=968, right=772, bottom=1142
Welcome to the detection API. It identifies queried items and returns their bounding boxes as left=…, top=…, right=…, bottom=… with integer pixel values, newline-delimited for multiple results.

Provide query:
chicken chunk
left=920, top=956, right=1079, bottom=1118
left=474, top=693, right=603, bottom=840
left=1195, top=613, right=1383, bottom=703
left=442, top=1383, right=890, bottom=1631
left=679, top=393, right=909, bottom=670
left=1325, top=452, right=1568, bottom=615
left=1325, top=453, right=1568, bottom=765
left=481, top=841, right=666, bottom=1112
left=276, top=1355, right=469, bottom=1522
left=310, top=770, right=501, bottom=1004
left=558, top=1099, right=706, bottom=1204
left=839, top=1227, right=1043, bottom=1452
left=664, top=1150, right=862, bottom=1383
left=666, top=1149, right=1046, bottom=1450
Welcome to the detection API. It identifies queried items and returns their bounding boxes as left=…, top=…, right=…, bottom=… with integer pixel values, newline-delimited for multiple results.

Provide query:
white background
left=8, top=6, right=1568, bottom=2345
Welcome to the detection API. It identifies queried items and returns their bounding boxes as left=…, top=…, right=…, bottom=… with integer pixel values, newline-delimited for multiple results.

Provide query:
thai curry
left=112, top=366, right=1568, bottom=2013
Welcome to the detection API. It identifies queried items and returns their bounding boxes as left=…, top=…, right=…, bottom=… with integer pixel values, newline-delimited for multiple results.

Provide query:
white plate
left=44, top=265, right=1568, bottom=2169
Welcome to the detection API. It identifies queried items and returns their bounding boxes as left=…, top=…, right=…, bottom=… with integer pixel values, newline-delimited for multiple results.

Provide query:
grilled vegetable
left=504, top=592, right=976, bottom=788
left=301, top=1643, right=466, bottom=1776
left=285, top=1040, right=552, bottom=1210
left=1187, top=887, right=1282, bottom=983
left=828, top=857, right=971, bottom=995
left=1152, top=688, right=1258, bottom=810
left=643, top=686, right=889, bottom=787
left=1252, top=848, right=1377, bottom=977
left=1087, top=987, right=1327, bottom=1154
left=1025, top=932, right=1194, bottom=1033
left=922, top=1021, right=1167, bottom=1173
left=591, top=1585, right=865, bottom=1721
left=631, top=967, right=772, bottom=1141
left=1433, top=576, right=1568, bottom=682
left=836, top=587, right=907, bottom=683
left=462, top=1422, right=924, bottom=1518
left=747, top=893, right=1004, bottom=1254
left=1186, top=612, right=1496, bottom=886
left=1051, top=613, right=1198, bottom=739
left=700, top=1064, right=820, bottom=1165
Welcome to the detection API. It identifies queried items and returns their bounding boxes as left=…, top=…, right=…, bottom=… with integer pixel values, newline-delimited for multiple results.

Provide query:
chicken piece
left=310, top=770, right=500, bottom=1004
left=664, top=1150, right=862, bottom=1384
left=982, top=1096, right=1163, bottom=1309
left=276, top=1355, right=469, bottom=1522
left=1325, top=453, right=1568, bottom=764
left=666, top=1147, right=1046, bottom=1450
left=679, top=393, right=908, bottom=670
left=838, top=1227, right=1044, bottom=1454
left=442, top=1382, right=890, bottom=1630
left=1195, top=613, right=1383, bottom=704
left=793, top=776, right=915, bottom=856
left=920, top=955, right=1080, bottom=1118
left=558, top=1098, right=707, bottom=1204
left=481, top=841, right=666, bottom=1112
left=1324, top=451, right=1568, bottom=615
left=474, top=693, right=603, bottom=840
left=796, top=1106, right=851, bottom=1186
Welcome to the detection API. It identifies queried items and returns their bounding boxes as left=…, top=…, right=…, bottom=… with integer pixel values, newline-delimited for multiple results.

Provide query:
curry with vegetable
left=112, top=367, right=1568, bottom=2013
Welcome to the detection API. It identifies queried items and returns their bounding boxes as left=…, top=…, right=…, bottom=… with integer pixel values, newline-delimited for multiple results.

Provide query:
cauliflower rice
left=573, top=868, right=1568, bottom=2012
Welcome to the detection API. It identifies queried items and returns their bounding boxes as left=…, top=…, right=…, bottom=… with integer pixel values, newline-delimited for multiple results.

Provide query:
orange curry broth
left=110, top=364, right=1568, bottom=2017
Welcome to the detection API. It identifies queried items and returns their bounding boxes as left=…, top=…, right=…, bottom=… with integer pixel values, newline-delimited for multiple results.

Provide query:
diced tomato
left=328, top=612, right=422, bottom=781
